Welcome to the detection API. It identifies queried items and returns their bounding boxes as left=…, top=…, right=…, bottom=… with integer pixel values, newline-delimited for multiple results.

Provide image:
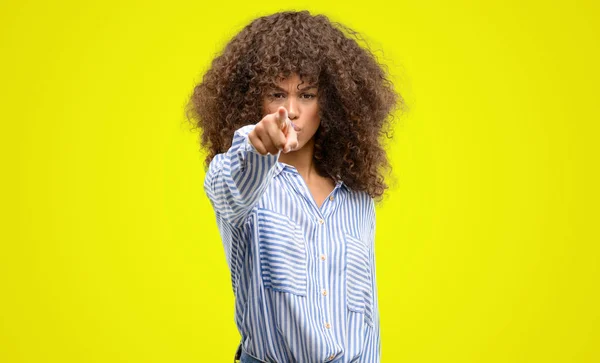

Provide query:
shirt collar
left=275, top=161, right=350, bottom=192
left=335, top=178, right=350, bottom=192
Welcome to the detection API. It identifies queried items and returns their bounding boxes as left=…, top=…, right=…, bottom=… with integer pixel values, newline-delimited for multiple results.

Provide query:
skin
left=248, top=73, right=335, bottom=208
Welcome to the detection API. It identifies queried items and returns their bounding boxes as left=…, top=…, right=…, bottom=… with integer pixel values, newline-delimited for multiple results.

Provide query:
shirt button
left=329, top=196, right=334, bottom=201
left=318, top=218, right=324, bottom=224
left=328, top=355, right=336, bottom=360
left=324, top=322, right=331, bottom=329
left=320, top=254, right=326, bottom=261
left=321, top=289, right=327, bottom=296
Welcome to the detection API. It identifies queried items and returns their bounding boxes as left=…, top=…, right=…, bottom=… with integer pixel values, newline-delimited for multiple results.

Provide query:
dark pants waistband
left=240, top=350, right=266, bottom=363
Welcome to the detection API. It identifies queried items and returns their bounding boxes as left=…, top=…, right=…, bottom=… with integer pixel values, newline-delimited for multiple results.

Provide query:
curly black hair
left=186, top=10, right=406, bottom=199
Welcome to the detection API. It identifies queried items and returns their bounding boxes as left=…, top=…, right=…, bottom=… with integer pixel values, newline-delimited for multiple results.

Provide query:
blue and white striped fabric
left=204, top=124, right=380, bottom=362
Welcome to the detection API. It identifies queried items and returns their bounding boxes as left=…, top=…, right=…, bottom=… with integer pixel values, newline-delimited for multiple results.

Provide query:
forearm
left=204, top=124, right=281, bottom=227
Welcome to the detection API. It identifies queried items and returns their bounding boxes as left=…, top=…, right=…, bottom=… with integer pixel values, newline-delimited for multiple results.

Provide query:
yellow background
left=1, top=0, right=598, bottom=362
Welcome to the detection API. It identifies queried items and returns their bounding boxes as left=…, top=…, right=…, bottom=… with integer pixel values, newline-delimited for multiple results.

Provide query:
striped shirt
left=204, top=124, right=380, bottom=362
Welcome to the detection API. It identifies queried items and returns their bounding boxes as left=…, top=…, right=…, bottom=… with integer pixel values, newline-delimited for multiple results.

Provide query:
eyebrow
left=270, top=84, right=318, bottom=92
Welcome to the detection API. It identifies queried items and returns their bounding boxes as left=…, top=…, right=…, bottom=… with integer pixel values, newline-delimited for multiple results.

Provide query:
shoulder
left=344, top=189, right=376, bottom=230
left=346, top=189, right=375, bottom=210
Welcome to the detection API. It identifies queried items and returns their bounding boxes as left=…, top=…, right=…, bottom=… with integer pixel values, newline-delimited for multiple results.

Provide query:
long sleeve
left=204, top=124, right=281, bottom=228
left=361, top=200, right=381, bottom=362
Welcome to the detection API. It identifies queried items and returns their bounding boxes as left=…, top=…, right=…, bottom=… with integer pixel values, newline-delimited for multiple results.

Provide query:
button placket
left=315, top=216, right=334, bottom=341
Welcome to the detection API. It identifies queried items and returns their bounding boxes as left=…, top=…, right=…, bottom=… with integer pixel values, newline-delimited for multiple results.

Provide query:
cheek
left=308, top=105, right=320, bottom=128
left=262, top=98, right=280, bottom=116
left=261, top=101, right=270, bottom=116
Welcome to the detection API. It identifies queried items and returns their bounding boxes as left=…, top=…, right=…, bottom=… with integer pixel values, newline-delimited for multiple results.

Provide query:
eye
left=270, top=93, right=285, bottom=99
left=301, top=93, right=316, bottom=99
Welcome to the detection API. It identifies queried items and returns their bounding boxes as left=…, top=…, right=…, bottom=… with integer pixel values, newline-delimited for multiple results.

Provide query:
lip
left=290, top=121, right=301, bottom=132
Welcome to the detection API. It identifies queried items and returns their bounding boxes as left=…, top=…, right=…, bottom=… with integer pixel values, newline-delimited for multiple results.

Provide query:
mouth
left=290, top=121, right=301, bottom=132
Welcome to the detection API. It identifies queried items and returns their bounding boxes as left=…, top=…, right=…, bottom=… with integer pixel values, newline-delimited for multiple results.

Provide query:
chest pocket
left=257, top=208, right=308, bottom=296
left=345, top=232, right=374, bottom=327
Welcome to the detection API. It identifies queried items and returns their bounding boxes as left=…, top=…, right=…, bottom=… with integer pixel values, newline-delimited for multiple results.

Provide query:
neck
left=279, top=138, right=318, bottom=181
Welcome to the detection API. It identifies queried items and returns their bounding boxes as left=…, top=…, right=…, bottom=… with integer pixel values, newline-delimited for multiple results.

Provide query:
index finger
left=275, top=107, right=289, bottom=131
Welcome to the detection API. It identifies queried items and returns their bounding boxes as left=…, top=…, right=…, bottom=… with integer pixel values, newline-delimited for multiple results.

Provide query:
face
left=262, top=73, right=320, bottom=152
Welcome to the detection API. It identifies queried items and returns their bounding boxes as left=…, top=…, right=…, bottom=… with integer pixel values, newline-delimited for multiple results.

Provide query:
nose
left=286, top=97, right=299, bottom=120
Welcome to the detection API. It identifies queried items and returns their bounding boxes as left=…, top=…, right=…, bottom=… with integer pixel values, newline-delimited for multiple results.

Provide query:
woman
left=186, top=10, right=403, bottom=362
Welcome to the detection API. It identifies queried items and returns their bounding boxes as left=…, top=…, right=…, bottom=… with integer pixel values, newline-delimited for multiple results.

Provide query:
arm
left=362, top=200, right=381, bottom=362
left=370, top=216, right=381, bottom=362
left=204, top=124, right=281, bottom=228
